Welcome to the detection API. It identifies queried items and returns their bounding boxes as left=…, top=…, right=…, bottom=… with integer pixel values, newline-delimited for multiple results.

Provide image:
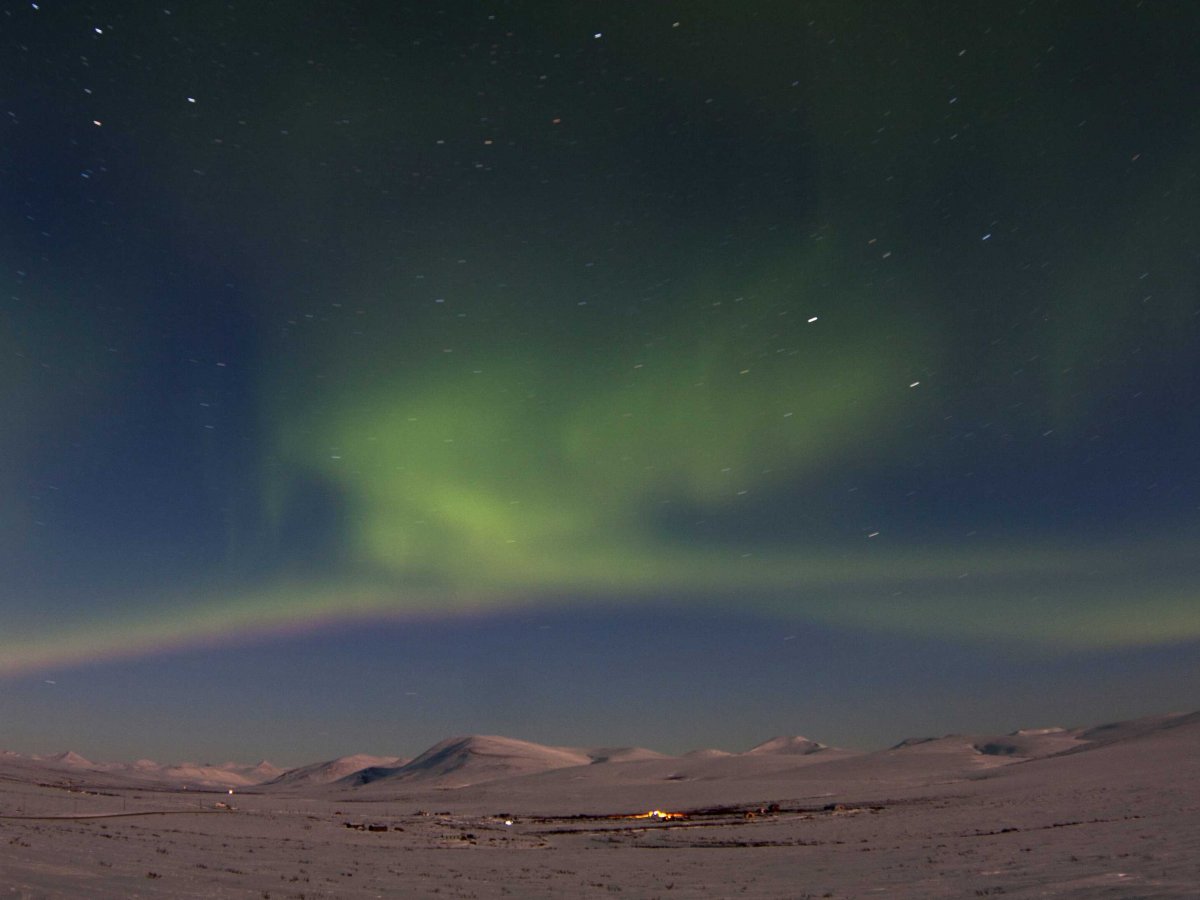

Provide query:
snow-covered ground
left=1, top=712, right=1196, bottom=897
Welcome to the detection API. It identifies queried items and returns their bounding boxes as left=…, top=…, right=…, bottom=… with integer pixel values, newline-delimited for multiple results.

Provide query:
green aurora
left=2, top=2, right=1198, bottom=682
left=5, top=238, right=1198, bottom=675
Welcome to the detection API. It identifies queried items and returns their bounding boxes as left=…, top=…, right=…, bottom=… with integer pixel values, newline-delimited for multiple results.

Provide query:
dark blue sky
left=2, top=1, right=1197, bottom=763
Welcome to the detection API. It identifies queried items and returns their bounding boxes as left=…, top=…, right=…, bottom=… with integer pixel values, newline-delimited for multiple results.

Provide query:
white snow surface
left=1, top=710, right=1197, bottom=897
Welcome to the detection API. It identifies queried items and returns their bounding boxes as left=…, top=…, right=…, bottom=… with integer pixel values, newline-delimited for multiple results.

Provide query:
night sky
left=2, top=2, right=1198, bottom=765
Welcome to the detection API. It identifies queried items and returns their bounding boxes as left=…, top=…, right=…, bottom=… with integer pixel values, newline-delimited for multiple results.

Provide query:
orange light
left=630, top=809, right=685, bottom=821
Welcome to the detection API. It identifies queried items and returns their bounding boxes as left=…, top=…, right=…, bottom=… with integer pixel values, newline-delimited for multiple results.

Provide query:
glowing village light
left=629, top=809, right=685, bottom=821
